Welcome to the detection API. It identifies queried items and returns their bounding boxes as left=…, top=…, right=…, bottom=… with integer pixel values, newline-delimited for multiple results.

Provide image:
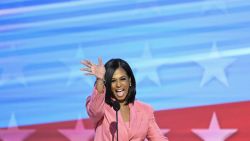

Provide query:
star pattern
left=192, top=112, right=237, bottom=141
left=1, top=0, right=249, bottom=140
left=132, top=43, right=161, bottom=86
left=195, top=42, right=236, bottom=87
left=0, top=46, right=27, bottom=86
left=0, top=114, right=35, bottom=141
left=60, top=45, right=93, bottom=87
left=59, top=118, right=94, bottom=141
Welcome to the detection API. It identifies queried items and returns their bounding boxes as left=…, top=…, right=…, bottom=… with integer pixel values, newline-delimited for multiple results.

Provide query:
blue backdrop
left=1, top=0, right=250, bottom=128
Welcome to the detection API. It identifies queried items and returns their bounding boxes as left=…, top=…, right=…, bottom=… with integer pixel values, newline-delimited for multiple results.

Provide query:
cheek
left=111, top=85, right=115, bottom=92
left=111, top=84, right=115, bottom=90
left=124, top=82, right=130, bottom=88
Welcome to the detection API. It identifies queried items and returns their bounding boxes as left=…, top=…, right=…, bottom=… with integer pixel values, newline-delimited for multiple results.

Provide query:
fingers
left=98, top=57, right=103, bottom=65
left=80, top=67, right=94, bottom=76
left=84, top=72, right=94, bottom=76
left=80, top=60, right=92, bottom=68
left=80, top=68, right=91, bottom=72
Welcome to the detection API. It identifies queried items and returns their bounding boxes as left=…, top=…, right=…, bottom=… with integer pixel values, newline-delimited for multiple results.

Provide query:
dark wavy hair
left=104, top=58, right=136, bottom=107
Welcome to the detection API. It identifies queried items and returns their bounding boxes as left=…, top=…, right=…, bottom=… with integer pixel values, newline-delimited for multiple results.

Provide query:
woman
left=81, top=58, right=168, bottom=141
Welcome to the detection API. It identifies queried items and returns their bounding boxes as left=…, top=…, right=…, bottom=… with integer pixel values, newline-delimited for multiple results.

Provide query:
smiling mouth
left=115, top=89, right=125, bottom=97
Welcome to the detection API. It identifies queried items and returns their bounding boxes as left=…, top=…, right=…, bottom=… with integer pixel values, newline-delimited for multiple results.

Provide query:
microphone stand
left=112, top=100, right=120, bottom=141
left=116, top=110, right=118, bottom=141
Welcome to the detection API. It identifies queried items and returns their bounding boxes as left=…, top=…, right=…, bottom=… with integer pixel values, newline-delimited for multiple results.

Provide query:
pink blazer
left=86, top=87, right=168, bottom=141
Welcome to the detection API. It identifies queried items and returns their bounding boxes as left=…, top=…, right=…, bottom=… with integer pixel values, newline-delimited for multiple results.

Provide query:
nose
left=116, top=80, right=121, bottom=87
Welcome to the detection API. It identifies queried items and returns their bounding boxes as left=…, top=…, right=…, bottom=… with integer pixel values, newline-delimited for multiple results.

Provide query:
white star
left=195, top=42, right=236, bottom=87
left=0, top=45, right=27, bottom=86
left=202, top=0, right=228, bottom=14
left=59, top=117, right=94, bottom=141
left=192, top=112, right=237, bottom=141
left=132, top=43, right=161, bottom=86
left=60, top=45, right=93, bottom=87
left=0, top=114, right=35, bottom=141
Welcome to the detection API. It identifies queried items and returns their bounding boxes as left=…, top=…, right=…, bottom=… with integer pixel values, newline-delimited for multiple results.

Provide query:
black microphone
left=112, top=100, right=120, bottom=111
left=112, top=100, right=120, bottom=141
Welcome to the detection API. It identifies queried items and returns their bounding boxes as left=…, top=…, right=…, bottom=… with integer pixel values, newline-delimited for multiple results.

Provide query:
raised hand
left=80, top=57, right=105, bottom=79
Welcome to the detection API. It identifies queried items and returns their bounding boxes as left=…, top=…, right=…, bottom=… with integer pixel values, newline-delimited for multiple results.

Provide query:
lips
left=116, top=89, right=125, bottom=97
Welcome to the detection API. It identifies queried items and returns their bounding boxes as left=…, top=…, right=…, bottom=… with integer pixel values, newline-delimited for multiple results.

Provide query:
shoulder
left=133, top=100, right=154, bottom=113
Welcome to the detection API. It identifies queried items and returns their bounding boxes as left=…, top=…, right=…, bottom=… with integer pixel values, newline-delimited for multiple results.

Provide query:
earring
left=130, top=83, right=132, bottom=86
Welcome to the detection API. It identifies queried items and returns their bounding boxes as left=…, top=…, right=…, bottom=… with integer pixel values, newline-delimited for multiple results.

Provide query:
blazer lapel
left=129, top=103, right=143, bottom=139
left=118, top=110, right=129, bottom=140
left=106, top=105, right=129, bottom=141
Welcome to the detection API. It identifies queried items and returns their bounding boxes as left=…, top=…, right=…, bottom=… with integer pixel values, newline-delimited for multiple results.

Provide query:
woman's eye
left=121, top=77, right=127, bottom=81
left=111, top=80, right=116, bottom=83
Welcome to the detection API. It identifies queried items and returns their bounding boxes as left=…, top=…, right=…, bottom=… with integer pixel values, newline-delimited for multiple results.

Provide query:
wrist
left=96, top=78, right=105, bottom=85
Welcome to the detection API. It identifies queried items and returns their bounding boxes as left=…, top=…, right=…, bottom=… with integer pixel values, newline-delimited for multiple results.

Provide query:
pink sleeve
left=146, top=106, right=169, bottom=141
left=86, top=86, right=106, bottom=123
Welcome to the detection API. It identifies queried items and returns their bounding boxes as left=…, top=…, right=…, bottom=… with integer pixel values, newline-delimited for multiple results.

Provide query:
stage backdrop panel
left=1, top=0, right=250, bottom=140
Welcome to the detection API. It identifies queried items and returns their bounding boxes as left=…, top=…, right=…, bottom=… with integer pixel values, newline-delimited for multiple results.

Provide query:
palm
left=90, top=63, right=105, bottom=79
left=80, top=58, right=106, bottom=79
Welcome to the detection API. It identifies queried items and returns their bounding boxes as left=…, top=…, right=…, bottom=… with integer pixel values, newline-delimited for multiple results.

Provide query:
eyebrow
left=112, top=75, right=127, bottom=79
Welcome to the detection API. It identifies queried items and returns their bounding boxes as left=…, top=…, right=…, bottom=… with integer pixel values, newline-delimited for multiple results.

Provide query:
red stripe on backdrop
left=1, top=101, right=249, bottom=141
left=155, top=101, right=250, bottom=141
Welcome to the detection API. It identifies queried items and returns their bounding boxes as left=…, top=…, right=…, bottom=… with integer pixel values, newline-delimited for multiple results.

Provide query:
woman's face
left=111, top=67, right=131, bottom=102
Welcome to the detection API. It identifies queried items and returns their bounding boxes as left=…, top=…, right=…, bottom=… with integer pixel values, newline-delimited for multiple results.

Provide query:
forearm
left=86, top=86, right=105, bottom=122
left=95, top=78, right=105, bottom=94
